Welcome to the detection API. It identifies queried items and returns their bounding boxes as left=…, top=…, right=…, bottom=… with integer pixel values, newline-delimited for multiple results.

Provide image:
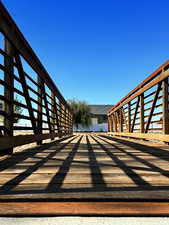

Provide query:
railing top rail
left=0, top=2, right=71, bottom=111
left=108, top=60, right=169, bottom=115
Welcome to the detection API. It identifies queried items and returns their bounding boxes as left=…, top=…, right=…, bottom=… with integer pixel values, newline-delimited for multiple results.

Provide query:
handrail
left=0, top=2, right=70, bottom=109
left=108, top=60, right=169, bottom=115
left=108, top=61, right=169, bottom=143
left=0, top=2, right=73, bottom=154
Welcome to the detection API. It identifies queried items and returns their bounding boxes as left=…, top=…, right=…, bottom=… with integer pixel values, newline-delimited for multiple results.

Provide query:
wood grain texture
left=0, top=202, right=169, bottom=216
left=108, top=132, right=169, bottom=142
left=0, top=133, right=63, bottom=150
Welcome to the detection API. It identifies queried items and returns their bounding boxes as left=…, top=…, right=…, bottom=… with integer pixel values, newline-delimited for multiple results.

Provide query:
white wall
left=0, top=217, right=168, bottom=225
left=74, top=123, right=108, bottom=132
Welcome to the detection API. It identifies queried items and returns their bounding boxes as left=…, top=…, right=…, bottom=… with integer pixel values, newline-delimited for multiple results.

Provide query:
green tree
left=0, top=97, right=23, bottom=123
left=68, top=99, right=91, bottom=130
left=13, top=98, right=23, bottom=123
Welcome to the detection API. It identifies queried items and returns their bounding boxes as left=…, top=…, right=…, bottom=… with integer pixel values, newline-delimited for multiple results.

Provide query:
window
left=98, top=115, right=107, bottom=124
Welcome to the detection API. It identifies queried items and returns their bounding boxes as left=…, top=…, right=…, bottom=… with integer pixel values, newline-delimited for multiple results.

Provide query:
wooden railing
left=108, top=60, right=169, bottom=143
left=0, top=2, right=73, bottom=154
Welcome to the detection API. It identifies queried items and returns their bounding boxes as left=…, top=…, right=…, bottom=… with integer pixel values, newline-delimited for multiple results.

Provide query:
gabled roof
left=89, top=105, right=114, bottom=115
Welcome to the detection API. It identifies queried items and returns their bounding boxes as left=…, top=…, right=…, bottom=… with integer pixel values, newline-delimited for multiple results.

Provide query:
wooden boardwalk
left=0, top=134, right=169, bottom=202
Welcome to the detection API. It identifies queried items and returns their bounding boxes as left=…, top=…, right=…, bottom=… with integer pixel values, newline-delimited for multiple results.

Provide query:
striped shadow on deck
left=0, top=134, right=169, bottom=201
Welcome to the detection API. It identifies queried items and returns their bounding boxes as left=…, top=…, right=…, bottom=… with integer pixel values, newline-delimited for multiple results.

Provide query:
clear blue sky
left=2, top=0, right=169, bottom=105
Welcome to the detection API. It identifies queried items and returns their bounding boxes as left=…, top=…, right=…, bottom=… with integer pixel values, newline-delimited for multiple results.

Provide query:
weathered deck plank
left=0, top=202, right=169, bottom=216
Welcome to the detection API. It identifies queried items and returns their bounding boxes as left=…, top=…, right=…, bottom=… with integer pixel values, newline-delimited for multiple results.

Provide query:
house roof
left=89, top=105, right=113, bottom=115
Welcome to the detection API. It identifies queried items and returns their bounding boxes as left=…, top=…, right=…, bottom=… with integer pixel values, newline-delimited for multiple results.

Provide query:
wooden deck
left=0, top=133, right=169, bottom=201
left=0, top=133, right=169, bottom=215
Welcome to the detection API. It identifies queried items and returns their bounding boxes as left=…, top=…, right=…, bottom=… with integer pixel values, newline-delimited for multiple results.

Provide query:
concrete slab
left=0, top=217, right=169, bottom=225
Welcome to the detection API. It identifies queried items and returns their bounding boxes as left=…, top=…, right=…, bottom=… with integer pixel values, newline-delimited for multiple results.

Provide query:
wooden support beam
left=121, top=107, right=128, bottom=131
left=111, top=115, right=113, bottom=132
left=162, top=78, right=169, bottom=134
left=108, top=116, right=110, bottom=132
left=37, top=75, right=43, bottom=145
left=66, top=109, right=69, bottom=133
left=42, top=83, right=52, bottom=137
left=68, top=112, right=71, bottom=134
left=65, top=108, right=68, bottom=134
left=114, top=112, right=118, bottom=132
left=0, top=201, right=169, bottom=216
left=0, top=132, right=64, bottom=150
left=51, top=94, right=55, bottom=133
left=57, top=101, right=62, bottom=136
left=140, top=93, right=144, bottom=133
left=119, top=109, right=123, bottom=132
left=14, top=52, right=38, bottom=134
left=59, top=102, right=63, bottom=135
left=113, top=114, right=117, bottom=132
left=50, top=94, right=56, bottom=140
left=128, top=102, right=131, bottom=132
left=63, top=105, right=67, bottom=134
left=108, top=131, right=169, bottom=142
left=69, top=111, right=72, bottom=134
left=68, top=110, right=71, bottom=134
left=53, top=95, right=60, bottom=136
left=116, top=111, right=121, bottom=132
left=70, top=112, right=73, bottom=134
left=108, top=115, right=113, bottom=132
left=145, top=82, right=162, bottom=133
left=131, top=97, right=140, bottom=132
left=3, top=38, right=14, bottom=155
left=65, top=108, right=69, bottom=134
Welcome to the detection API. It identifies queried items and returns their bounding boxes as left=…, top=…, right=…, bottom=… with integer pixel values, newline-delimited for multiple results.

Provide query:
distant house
left=76, top=105, right=113, bottom=132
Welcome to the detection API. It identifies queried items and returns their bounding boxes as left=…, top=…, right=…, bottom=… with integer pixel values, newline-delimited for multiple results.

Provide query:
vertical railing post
left=117, top=111, right=120, bottom=132
left=128, top=102, right=131, bottom=132
left=70, top=112, right=73, bottom=134
left=37, top=76, right=43, bottom=145
left=162, top=78, right=169, bottom=134
left=61, top=103, right=64, bottom=135
left=66, top=109, right=69, bottom=134
left=59, top=101, right=62, bottom=137
left=53, top=96, right=60, bottom=137
left=68, top=111, right=71, bottom=134
left=67, top=109, right=69, bottom=134
left=51, top=94, right=55, bottom=140
left=114, top=113, right=117, bottom=132
left=140, top=93, right=144, bottom=133
left=41, top=83, right=53, bottom=140
left=108, top=115, right=110, bottom=132
left=108, top=116, right=110, bottom=132
left=108, top=115, right=113, bottom=132
left=115, top=111, right=119, bottom=132
left=4, top=38, right=14, bottom=155
left=120, top=109, right=123, bottom=132
left=64, top=105, right=67, bottom=135
left=64, top=106, right=67, bottom=134
left=111, top=115, right=114, bottom=132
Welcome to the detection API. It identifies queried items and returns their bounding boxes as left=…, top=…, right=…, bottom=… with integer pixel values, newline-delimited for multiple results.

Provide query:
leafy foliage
left=0, top=97, right=23, bottom=123
left=68, top=99, right=91, bottom=129
left=13, top=98, right=23, bottom=123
